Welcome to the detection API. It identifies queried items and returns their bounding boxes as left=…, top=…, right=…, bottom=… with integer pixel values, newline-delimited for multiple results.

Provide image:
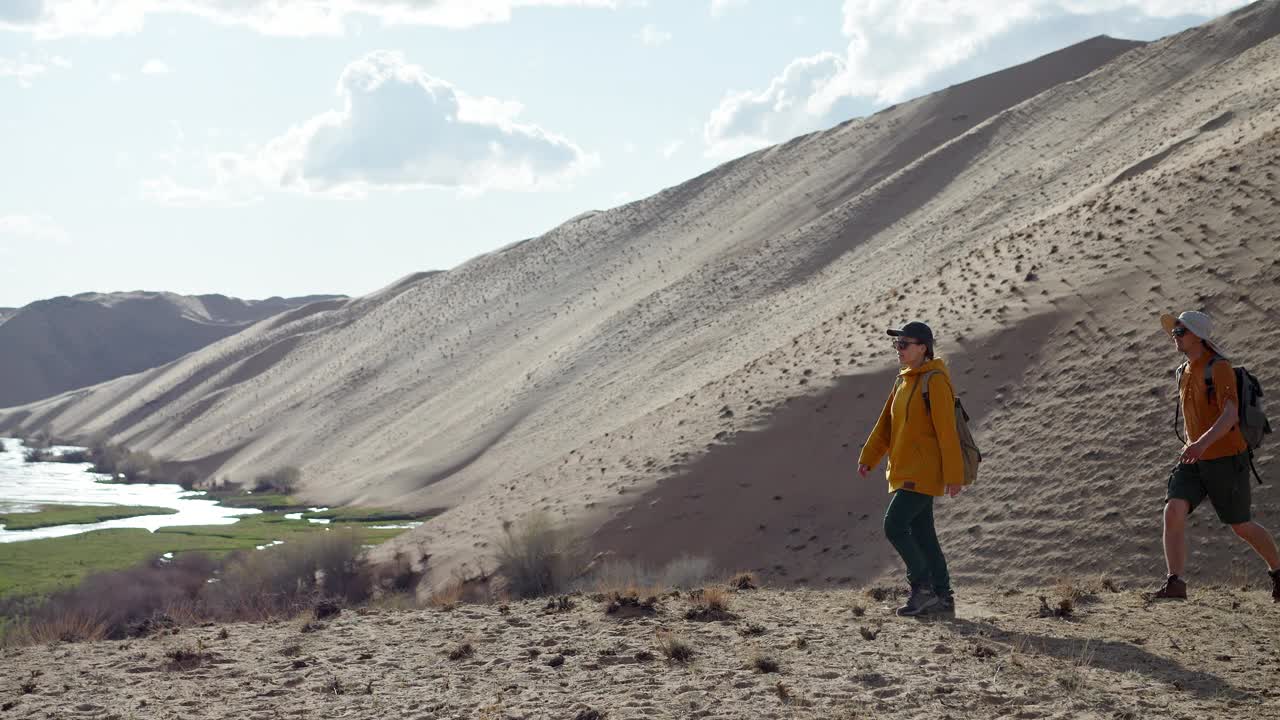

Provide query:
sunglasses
left=1170, top=326, right=1189, bottom=337
left=893, top=339, right=923, bottom=350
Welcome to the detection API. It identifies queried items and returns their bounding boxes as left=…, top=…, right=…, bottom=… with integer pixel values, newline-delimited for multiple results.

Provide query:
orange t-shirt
left=1180, top=354, right=1248, bottom=460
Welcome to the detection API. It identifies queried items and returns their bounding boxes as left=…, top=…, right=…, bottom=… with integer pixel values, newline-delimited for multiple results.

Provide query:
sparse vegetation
left=729, top=572, right=757, bottom=591
left=253, top=466, right=301, bottom=495
left=447, top=642, right=475, bottom=661
left=684, top=586, right=737, bottom=622
left=655, top=631, right=693, bottom=663
left=1, top=527, right=425, bottom=645
left=604, top=589, right=659, bottom=618
left=0, top=504, right=176, bottom=531
left=750, top=654, right=780, bottom=673
left=494, top=513, right=574, bottom=599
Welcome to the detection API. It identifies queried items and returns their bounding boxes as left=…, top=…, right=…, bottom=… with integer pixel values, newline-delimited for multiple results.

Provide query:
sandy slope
left=3, top=3, right=1280, bottom=594
left=0, top=292, right=343, bottom=408
left=2, top=583, right=1278, bottom=719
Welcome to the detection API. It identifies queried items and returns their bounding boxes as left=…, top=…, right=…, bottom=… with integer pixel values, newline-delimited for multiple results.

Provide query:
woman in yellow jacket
left=858, top=321, right=965, bottom=617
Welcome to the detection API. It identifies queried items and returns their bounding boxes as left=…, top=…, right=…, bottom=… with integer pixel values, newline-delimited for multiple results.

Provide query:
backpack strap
left=1248, top=450, right=1264, bottom=486
left=1174, top=362, right=1188, bottom=443
left=920, top=370, right=941, bottom=414
left=1203, top=355, right=1221, bottom=399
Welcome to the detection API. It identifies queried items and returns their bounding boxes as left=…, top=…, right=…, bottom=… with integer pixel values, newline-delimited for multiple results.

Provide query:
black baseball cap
left=886, top=321, right=934, bottom=345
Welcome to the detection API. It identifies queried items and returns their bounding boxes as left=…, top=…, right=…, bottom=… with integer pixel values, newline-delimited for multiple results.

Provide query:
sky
left=0, top=0, right=1254, bottom=308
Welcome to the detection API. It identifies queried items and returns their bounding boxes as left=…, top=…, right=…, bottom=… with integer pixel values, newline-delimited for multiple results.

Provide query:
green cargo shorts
left=1166, top=452, right=1252, bottom=525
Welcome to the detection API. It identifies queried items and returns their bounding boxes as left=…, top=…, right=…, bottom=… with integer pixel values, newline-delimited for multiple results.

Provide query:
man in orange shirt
left=1154, top=311, right=1280, bottom=601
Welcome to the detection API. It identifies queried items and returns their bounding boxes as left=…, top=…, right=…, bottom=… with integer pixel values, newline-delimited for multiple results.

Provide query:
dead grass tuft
left=447, top=642, right=475, bottom=661
left=684, top=586, right=738, bottom=622
left=655, top=631, right=694, bottom=663
left=604, top=589, right=659, bottom=619
left=750, top=654, right=781, bottom=674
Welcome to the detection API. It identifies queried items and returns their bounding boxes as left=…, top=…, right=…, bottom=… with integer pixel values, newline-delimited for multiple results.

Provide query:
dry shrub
left=20, top=553, right=214, bottom=642
left=543, top=595, right=576, bottom=613
left=728, top=572, right=757, bottom=591
left=252, top=466, right=301, bottom=494
left=864, top=586, right=903, bottom=602
left=203, top=528, right=371, bottom=621
left=750, top=654, right=780, bottom=674
left=495, top=513, right=575, bottom=599
left=684, top=586, right=737, bottom=622
left=371, top=550, right=425, bottom=596
left=428, top=581, right=464, bottom=611
left=739, top=622, right=766, bottom=637
left=163, top=641, right=209, bottom=671
left=447, top=642, right=475, bottom=661
left=1036, top=595, right=1074, bottom=619
left=655, top=631, right=693, bottom=663
left=604, top=588, right=659, bottom=619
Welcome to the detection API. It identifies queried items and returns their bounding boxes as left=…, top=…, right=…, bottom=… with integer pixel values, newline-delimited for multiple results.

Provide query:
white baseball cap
left=1160, top=310, right=1227, bottom=357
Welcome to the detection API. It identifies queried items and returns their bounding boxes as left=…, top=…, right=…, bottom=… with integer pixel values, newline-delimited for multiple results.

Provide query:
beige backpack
left=908, top=370, right=982, bottom=485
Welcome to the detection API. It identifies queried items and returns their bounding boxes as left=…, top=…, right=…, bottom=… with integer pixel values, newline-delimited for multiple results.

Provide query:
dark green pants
left=884, top=489, right=951, bottom=594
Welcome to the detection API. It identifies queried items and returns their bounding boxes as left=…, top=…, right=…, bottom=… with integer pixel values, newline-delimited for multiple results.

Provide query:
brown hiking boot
left=1270, top=569, right=1280, bottom=603
left=1151, top=575, right=1187, bottom=600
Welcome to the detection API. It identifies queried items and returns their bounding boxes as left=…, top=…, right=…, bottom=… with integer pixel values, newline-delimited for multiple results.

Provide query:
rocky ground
left=2, top=581, right=1278, bottom=719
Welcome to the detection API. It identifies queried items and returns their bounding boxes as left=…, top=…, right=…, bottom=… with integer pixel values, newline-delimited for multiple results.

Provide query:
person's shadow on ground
left=939, top=616, right=1254, bottom=702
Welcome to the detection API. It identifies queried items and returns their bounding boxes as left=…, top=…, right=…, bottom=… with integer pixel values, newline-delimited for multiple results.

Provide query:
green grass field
left=0, top=512, right=411, bottom=600
left=0, top=504, right=177, bottom=531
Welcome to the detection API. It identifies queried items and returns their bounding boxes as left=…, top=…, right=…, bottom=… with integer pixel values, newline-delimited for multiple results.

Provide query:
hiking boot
left=932, top=590, right=956, bottom=616
left=1270, top=569, right=1280, bottom=603
left=1151, top=575, right=1187, bottom=600
left=896, top=584, right=940, bottom=617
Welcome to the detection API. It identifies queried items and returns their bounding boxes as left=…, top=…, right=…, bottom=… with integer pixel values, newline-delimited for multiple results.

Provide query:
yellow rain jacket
left=859, top=358, right=964, bottom=497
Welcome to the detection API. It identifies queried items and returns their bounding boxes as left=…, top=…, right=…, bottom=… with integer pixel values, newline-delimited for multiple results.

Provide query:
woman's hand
left=857, top=464, right=871, bottom=479
left=945, top=485, right=964, bottom=498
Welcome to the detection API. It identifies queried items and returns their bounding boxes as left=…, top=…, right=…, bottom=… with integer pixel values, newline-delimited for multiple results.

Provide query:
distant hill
left=0, top=291, right=344, bottom=408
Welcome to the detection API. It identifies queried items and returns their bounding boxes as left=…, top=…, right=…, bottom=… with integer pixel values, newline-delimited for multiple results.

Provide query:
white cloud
left=0, top=0, right=618, bottom=38
left=143, top=50, right=596, bottom=205
left=635, top=23, right=671, bottom=46
left=0, top=51, right=70, bottom=87
left=0, top=214, right=70, bottom=247
left=141, top=58, right=171, bottom=74
left=660, top=139, right=683, bottom=159
left=703, top=0, right=1253, bottom=156
left=710, top=0, right=747, bottom=17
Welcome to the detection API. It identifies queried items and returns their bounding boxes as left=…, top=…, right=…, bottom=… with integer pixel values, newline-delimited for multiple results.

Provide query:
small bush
left=543, top=595, right=575, bottom=614
left=605, top=589, right=659, bottom=619
left=164, top=642, right=208, bottom=671
left=494, top=513, right=574, bottom=599
left=685, top=586, right=737, bottom=622
left=656, top=632, right=693, bottom=663
left=56, top=449, right=89, bottom=464
left=253, top=466, right=301, bottom=495
left=447, top=642, right=474, bottom=661
left=175, top=467, right=201, bottom=491
left=751, top=654, right=781, bottom=674
left=22, top=448, right=53, bottom=463
left=859, top=626, right=878, bottom=641
left=740, top=622, right=766, bottom=637
left=729, top=572, right=757, bottom=591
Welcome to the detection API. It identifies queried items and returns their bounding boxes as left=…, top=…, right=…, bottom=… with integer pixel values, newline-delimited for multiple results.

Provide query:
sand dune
left=0, top=292, right=344, bottom=409
left=3, top=2, right=1280, bottom=595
